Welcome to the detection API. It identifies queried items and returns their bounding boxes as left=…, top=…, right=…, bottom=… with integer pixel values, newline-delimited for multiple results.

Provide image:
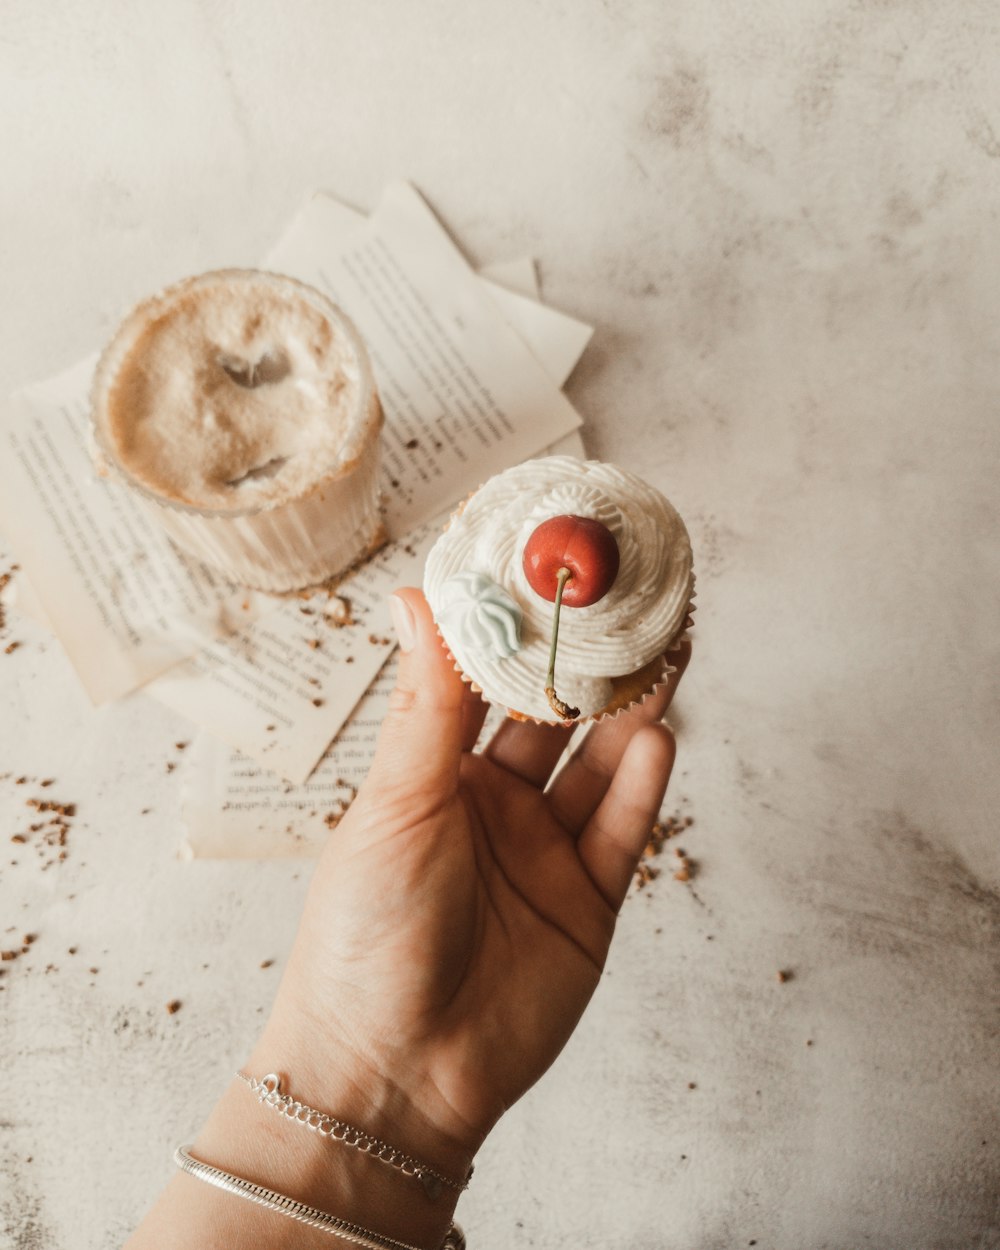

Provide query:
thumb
left=367, top=588, right=467, bottom=797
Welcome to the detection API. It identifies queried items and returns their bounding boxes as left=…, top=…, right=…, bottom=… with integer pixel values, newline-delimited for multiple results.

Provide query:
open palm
left=278, top=588, right=689, bottom=1162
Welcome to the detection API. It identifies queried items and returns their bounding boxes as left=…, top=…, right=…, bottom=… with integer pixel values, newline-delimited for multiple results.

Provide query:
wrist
left=183, top=1007, right=477, bottom=1249
left=192, top=1073, right=460, bottom=1250
left=260, top=974, right=487, bottom=1173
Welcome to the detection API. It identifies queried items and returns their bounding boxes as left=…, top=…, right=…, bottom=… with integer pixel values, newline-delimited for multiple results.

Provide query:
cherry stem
left=544, top=566, right=581, bottom=722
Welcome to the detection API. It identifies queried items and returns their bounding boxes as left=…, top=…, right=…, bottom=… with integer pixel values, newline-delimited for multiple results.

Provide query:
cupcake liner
left=435, top=584, right=696, bottom=729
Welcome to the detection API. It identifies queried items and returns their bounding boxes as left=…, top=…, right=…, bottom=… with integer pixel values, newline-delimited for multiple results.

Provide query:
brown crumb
left=4, top=641, right=21, bottom=655
left=165, top=762, right=176, bottom=774
left=175, top=742, right=188, bottom=752
left=265, top=725, right=276, bottom=732
left=634, top=809, right=698, bottom=892
left=311, top=698, right=324, bottom=708
left=404, top=437, right=419, bottom=450
left=67, top=947, right=77, bottom=955
left=777, top=969, right=792, bottom=984
left=634, top=862, right=660, bottom=890
left=307, top=639, right=321, bottom=650
left=259, top=959, right=274, bottom=969
left=687, top=1082, right=697, bottom=1090
left=22, top=934, right=36, bottom=945
left=1, top=951, right=18, bottom=962
left=39, top=779, right=54, bottom=788
left=10, top=834, right=26, bottom=844
left=165, top=999, right=182, bottom=1015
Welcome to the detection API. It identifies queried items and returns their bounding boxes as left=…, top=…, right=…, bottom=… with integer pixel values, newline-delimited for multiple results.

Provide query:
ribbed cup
left=90, top=269, right=384, bottom=592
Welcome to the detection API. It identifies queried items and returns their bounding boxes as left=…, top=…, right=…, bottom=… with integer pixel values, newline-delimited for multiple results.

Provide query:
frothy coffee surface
left=100, top=273, right=363, bottom=510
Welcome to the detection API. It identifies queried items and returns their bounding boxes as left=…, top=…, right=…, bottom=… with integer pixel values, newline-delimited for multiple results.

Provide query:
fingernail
left=388, top=593, right=417, bottom=654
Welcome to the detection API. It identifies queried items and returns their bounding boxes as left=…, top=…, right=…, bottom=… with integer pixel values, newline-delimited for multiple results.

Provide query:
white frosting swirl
left=424, top=457, right=694, bottom=720
left=437, top=572, right=523, bottom=660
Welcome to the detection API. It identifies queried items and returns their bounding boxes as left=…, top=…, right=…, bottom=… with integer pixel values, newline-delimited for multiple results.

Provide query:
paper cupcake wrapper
left=438, top=579, right=696, bottom=729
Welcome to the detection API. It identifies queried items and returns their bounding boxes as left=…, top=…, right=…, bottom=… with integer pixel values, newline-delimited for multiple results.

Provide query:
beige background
left=1, top=2, right=998, bottom=1247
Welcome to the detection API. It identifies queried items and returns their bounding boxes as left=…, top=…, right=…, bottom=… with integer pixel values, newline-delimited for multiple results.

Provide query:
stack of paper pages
left=0, top=183, right=593, bottom=856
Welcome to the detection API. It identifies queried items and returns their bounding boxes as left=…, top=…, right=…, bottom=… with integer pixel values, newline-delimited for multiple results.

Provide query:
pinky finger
left=577, top=723, right=676, bottom=912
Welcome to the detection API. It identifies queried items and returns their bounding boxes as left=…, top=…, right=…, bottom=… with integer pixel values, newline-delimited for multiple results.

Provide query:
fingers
left=367, top=589, right=468, bottom=795
left=483, top=718, right=575, bottom=788
left=577, top=723, right=676, bottom=911
left=547, top=641, right=690, bottom=835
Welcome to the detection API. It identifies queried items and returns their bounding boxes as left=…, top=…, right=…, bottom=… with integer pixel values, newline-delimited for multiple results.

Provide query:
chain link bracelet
left=236, top=1071, right=474, bottom=1201
left=174, top=1145, right=466, bottom=1250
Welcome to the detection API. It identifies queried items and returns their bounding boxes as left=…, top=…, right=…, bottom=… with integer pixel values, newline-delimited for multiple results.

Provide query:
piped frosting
left=424, top=457, right=693, bottom=721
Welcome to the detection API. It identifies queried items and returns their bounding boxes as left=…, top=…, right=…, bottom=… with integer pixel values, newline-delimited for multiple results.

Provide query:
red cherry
left=522, top=515, right=620, bottom=607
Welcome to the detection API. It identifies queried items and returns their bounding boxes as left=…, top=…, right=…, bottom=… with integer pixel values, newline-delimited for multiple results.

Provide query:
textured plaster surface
left=1, top=3, right=998, bottom=1247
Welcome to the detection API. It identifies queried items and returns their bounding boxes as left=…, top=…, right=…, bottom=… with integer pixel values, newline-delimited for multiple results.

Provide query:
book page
left=150, top=521, right=438, bottom=785
left=262, top=182, right=583, bottom=537
left=181, top=655, right=402, bottom=859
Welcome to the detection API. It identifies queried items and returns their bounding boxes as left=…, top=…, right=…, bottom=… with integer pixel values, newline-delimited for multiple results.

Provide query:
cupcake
left=424, top=457, right=694, bottom=723
left=90, top=269, right=384, bottom=593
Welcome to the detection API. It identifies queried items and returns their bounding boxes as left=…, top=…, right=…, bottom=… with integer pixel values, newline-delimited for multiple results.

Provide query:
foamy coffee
left=91, top=271, right=384, bottom=592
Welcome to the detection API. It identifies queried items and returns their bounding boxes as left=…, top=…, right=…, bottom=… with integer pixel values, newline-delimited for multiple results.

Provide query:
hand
left=267, top=588, right=690, bottom=1168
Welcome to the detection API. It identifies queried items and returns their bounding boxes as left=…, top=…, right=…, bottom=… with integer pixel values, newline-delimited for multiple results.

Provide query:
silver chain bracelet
left=236, top=1071, right=473, bottom=1201
left=174, top=1144, right=465, bottom=1250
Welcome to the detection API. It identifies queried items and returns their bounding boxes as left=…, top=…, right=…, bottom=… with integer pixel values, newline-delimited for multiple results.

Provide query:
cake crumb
left=322, top=595, right=353, bottom=626
left=777, top=969, right=792, bottom=984
left=634, top=862, right=660, bottom=890
left=634, top=809, right=698, bottom=893
left=165, top=999, right=182, bottom=1015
